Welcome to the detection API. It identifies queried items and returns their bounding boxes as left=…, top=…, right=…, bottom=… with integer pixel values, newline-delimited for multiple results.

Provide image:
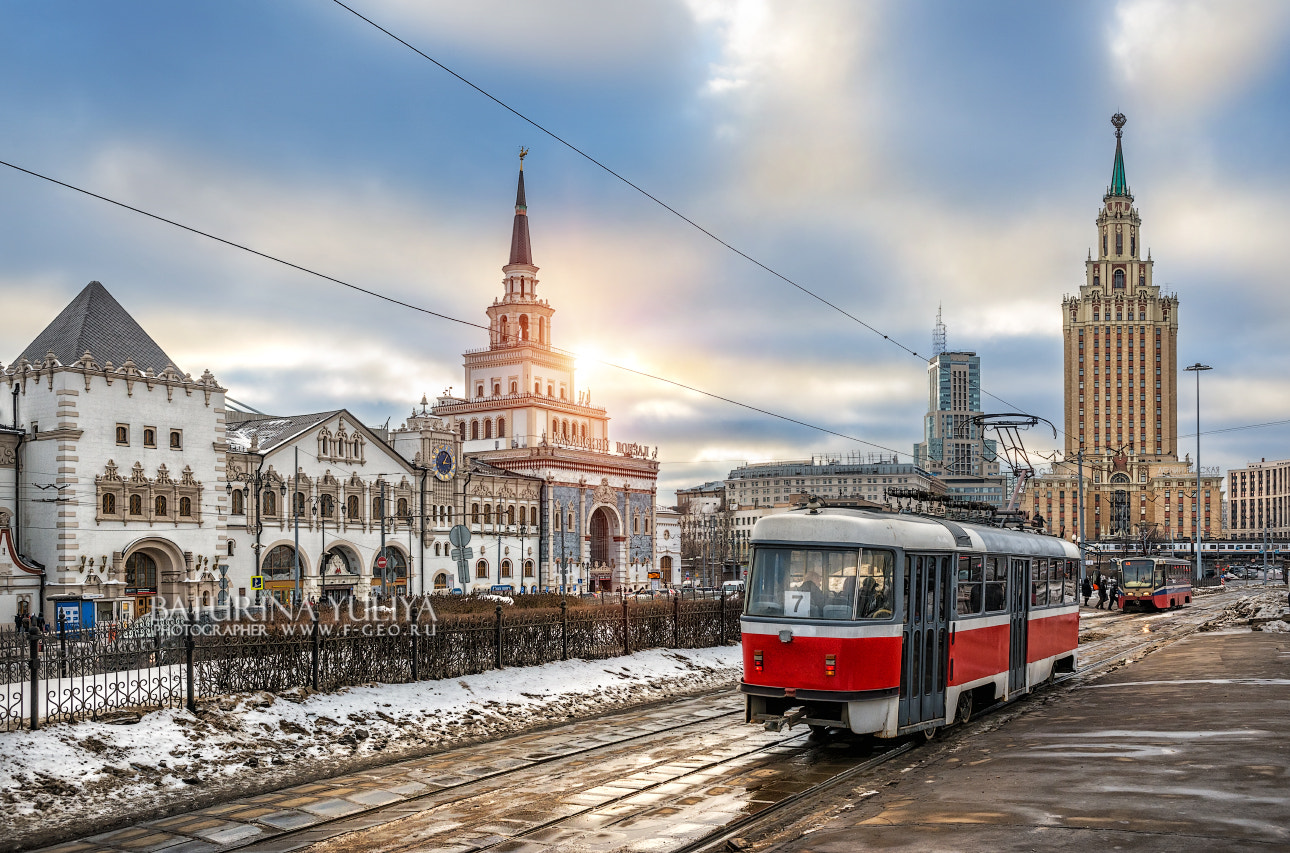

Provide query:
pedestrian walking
left=1096, top=579, right=1108, bottom=610
left=1081, top=576, right=1093, bottom=606
left=1107, top=578, right=1119, bottom=611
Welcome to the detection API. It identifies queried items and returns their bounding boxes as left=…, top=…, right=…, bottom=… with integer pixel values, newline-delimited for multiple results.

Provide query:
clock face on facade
left=432, top=444, right=456, bottom=481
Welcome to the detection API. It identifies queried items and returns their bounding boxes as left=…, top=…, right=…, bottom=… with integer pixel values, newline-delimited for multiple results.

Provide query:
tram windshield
left=746, top=547, right=894, bottom=620
left=1120, top=559, right=1156, bottom=589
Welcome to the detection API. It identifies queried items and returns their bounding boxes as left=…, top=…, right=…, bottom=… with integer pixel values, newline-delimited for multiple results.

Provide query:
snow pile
left=1256, top=619, right=1289, bottom=633
left=0, top=645, right=741, bottom=849
left=1199, top=590, right=1290, bottom=632
left=480, top=594, right=515, bottom=605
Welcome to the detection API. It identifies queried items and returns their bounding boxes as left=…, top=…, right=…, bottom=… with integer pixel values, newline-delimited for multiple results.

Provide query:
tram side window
left=984, top=556, right=1007, bottom=612
left=1063, top=559, right=1078, bottom=604
left=956, top=554, right=984, bottom=616
left=1048, top=558, right=1065, bottom=604
left=1031, top=558, right=1049, bottom=607
left=855, top=549, right=894, bottom=619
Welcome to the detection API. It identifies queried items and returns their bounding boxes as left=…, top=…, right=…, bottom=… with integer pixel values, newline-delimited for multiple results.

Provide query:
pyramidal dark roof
left=16, top=281, right=181, bottom=373
left=508, top=168, right=533, bottom=266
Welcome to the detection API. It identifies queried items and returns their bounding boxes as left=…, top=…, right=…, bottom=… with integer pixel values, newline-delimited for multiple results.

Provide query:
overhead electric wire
left=322, top=0, right=928, bottom=358
left=327, top=0, right=1038, bottom=431
left=0, top=158, right=908, bottom=462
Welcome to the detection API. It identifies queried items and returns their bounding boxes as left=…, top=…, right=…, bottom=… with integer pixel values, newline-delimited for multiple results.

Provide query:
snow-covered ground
left=0, top=645, right=742, bottom=847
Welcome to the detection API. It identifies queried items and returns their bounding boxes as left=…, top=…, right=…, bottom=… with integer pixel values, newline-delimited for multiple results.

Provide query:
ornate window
left=262, top=545, right=297, bottom=580
left=472, top=503, right=480, bottom=524
left=227, top=540, right=235, bottom=556
left=506, top=506, right=515, bottom=525
left=529, top=506, right=538, bottom=526
left=102, top=494, right=116, bottom=515
left=347, top=495, right=359, bottom=519
left=471, top=420, right=479, bottom=440
left=179, top=497, right=192, bottom=517
left=493, top=383, right=501, bottom=396
left=143, top=428, right=157, bottom=447
left=434, top=543, right=441, bottom=556
left=476, top=559, right=488, bottom=579
left=498, top=418, right=506, bottom=438
left=1116, top=230, right=1123, bottom=254
left=155, top=496, right=168, bottom=516
left=484, top=419, right=493, bottom=440
left=231, top=489, right=244, bottom=515
left=434, top=573, right=449, bottom=590
left=1114, top=269, right=1125, bottom=289
left=294, top=492, right=306, bottom=517
left=373, top=497, right=383, bottom=519
left=524, top=560, right=534, bottom=577
left=170, top=430, right=182, bottom=449
left=519, top=315, right=529, bottom=340
left=458, top=421, right=466, bottom=440
left=125, top=552, right=157, bottom=591
left=509, top=381, right=517, bottom=394
left=320, top=494, right=334, bottom=518
left=501, top=559, right=512, bottom=578
left=484, top=504, right=492, bottom=524
left=116, top=425, right=129, bottom=445
left=263, top=491, right=277, bottom=516
left=130, top=494, right=143, bottom=516
left=397, top=497, right=409, bottom=518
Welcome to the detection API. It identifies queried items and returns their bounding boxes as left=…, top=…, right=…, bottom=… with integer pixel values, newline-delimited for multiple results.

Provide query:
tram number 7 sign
left=785, top=591, right=810, bottom=617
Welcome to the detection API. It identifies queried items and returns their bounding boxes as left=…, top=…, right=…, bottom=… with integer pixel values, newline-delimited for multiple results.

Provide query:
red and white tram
left=1114, top=557, right=1192, bottom=610
left=740, top=506, right=1080, bottom=738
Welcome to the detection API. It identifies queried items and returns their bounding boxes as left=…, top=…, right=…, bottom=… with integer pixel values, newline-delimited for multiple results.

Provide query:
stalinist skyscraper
left=1061, top=112, right=1179, bottom=462
left=1025, top=116, right=1222, bottom=544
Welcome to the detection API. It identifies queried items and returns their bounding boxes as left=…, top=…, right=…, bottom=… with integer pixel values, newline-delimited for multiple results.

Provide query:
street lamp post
left=518, top=522, right=529, bottom=590
left=226, top=457, right=285, bottom=606
left=1185, top=363, right=1212, bottom=585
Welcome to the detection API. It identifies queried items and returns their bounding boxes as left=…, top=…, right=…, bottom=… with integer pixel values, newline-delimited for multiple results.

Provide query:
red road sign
left=376, top=556, right=388, bottom=569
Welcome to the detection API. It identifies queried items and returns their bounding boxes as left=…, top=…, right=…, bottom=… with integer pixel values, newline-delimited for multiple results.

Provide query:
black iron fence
left=1, top=595, right=742, bottom=731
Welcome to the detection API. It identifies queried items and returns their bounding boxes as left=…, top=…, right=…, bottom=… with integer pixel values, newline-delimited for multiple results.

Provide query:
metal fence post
left=622, top=598, right=630, bottom=656
left=719, top=591, right=726, bottom=645
left=495, top=604, right=504, bottom=670
left=28, top=632, right=39, bottom=731
left=310, top=611, right=321, bottom=691
left=58, top=613, right=68, bottom=679
left=673, top=593, right=680, bottom=649
left=560, top=598, right=568, bottom=661
left=410, top=602, right=420, bottom=682
left=185, top=610, right=196, bottom=713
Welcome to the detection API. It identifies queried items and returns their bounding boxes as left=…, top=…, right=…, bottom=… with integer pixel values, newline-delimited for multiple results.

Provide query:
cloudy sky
left=3, top=0, right=1290, bottom=501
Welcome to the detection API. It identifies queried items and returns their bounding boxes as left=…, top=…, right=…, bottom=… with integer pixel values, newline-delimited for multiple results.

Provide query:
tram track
left=57, top=591, right=1258, bottom=853
left=212, top=701, right=749, bottom=853
left=266, top=595, right=1243, bottom=853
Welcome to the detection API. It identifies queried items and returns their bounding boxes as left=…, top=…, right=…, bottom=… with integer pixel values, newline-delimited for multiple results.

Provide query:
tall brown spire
left=508, top=152, right=532, bottom=266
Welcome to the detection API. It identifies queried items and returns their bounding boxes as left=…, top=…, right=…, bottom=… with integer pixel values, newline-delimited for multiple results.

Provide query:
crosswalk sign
left=250, top=575, right=264, bottom=591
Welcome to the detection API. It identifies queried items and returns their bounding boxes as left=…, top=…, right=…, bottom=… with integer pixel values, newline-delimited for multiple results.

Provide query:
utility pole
left=1185, top=363, right=1212, bottom=585
left=1077, top=448, right=1086, bottom=588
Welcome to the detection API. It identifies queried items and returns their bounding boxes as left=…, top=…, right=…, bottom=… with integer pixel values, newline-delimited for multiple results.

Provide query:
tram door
left=900, top=553, right=951, bottom=728
left=1008, top=558, right=1029, bottom=696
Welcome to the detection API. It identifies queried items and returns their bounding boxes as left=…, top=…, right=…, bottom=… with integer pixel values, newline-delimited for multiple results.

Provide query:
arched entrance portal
left=589, top=507, right=617, bottom=591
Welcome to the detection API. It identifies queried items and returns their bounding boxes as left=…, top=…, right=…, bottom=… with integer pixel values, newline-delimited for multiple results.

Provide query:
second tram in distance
left=740, top=505, right=1080, bottom=739
left=1114, top=556, right=1193, bottom=610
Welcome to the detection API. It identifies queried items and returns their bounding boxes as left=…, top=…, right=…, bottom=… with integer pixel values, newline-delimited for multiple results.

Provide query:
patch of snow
left=0, top=645, right=741, bottom=847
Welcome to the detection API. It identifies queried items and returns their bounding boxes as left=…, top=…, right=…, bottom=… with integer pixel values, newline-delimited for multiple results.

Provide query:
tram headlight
left=824, top=653, right=836, bottom=677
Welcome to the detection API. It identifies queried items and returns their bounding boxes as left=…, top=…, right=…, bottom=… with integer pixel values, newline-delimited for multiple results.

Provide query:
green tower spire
left=1109, top=112, right=1129, bottom=197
